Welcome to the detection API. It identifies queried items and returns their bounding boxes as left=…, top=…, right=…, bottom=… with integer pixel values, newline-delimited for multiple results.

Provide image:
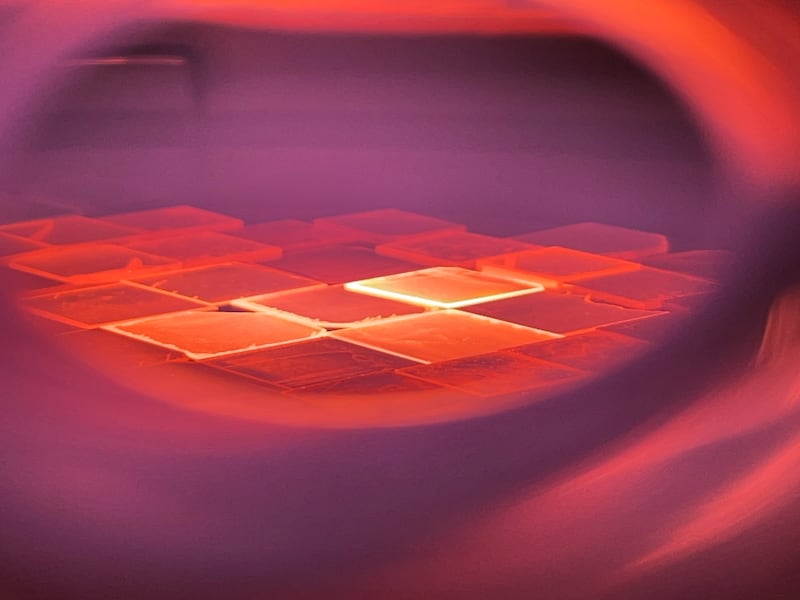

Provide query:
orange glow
left=168, top=0, right=572, bottom=35
left=400, top=351, right=585, bottom=397
left=9, top=243, right=180, bottom=284
left=102, top=205, right=243, bottom=235
left=267, top=245, right=420, bottom=284
left=377, top=231, right=536, bottom=268
left=231, top=219, right=361, bottom=253
left=22, top=282, right=207, bottom=328
left=477, top=246, right=641, bottom=287
left=232, top=284, right=424, bottom=328
left=513, top=222, right=669, bottom=260
left=105, top=309, right=325, bottom=360
left=314, top=209, right=465, bottom=244
left=287, top=370, right=452, bottom=400
left=129, top=263, right=322, bottom=304
left=0, top=214, right=137, bottom=244
left=574, top=267, right=717, bottom=310
left=331, top=310, right=560, bottom=364
left=345, top=267, right=544, bottom=309
left=208, top=337, right=415, bottom=389
left=4, top=206, right=723, bottom=425
left=509, top=329, right=650, bottom=372
left=125, top=231, right=282, bottom=266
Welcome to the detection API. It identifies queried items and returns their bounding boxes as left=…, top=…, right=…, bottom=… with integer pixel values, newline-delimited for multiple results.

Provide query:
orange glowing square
left=331, top=310, right=560, bottom=364
left=207, top=337, right=415, bottom=389
left=130, top=263, right=322, bottom=304
left=400, top=351, right=585, bottom=396
left=477, top=246, right=640, bottom=285
left=573, top=267, right=717, bottom=310
left=377, top=230, right=535, bottom=267
left=465, top=291, right=661, bottom=334
left=0, top=233, right=47, bottom=258
left=287, top=371, right=448, bottom=398
left=105, top=309, right=325, bottom=360
left=513, top=222, right=669, bottom=259
left=232, top=284, right=424, bottom=328
left=265, top=245, right=421, bottom=284
left=509, top=330, right=650, bottom=372
left=231, top=219, right=360, bottom=253
left=640, top=250, right=734, bottom=281
left=124, top=231, right=282, bottom=266
left=8, top=243, right=180, bottom=284
left=314, top=209, right=465, bottom=243
left=0, top=215, right=138, bottom=244
left=21, top=283, right=206, bottom=328
left=102, top=205, right=243, bottom=235
left=345, top=267, right=544, bottom=309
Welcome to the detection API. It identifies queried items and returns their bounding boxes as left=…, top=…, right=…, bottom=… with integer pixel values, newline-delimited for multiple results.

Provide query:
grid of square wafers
left=1, top=206, right=728, bottom=400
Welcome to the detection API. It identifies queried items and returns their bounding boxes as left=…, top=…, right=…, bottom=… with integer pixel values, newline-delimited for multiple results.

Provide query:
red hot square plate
left=509, top=330, right=650, bottom=372
left=129, top=263, right=322, bottom=304
left=0, top=215, right=138, bottom=245
left=400, top=351, right=585, bottom=397
left=345, top=266, right=544, bottom=309
left=513, top=222, right=669, bottom=259
left=572, top=267, right=717, bottom=310
left=8, top=243, right=180, bottom=284
left=465, top=291, right=661, bottom=334
left=21, top=283, right=206, bottom=328
left=101, top=205, right=243, bottom=235
left=105, top=309, right=325, bottom=361
left=125, top=231, right=282, bottom=266
left=264, top=245, right=421, bottom=284
left=314, top=209, right=465, bottom=244
left=477, top=246, right=640, bottom=286
left=232, top=284, right=424, bottom=329
left=377, top=230, right=535, bottom=267
left=331, top=309, right=560, bottom=364
left=230, top=219, right=361, bottom=253
left=207, top=337, right=416, bottom=389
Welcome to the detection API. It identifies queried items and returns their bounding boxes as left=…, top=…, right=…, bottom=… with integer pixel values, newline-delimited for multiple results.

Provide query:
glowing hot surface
left=331, top=310, right=560, bottom=364
left=345, top=266, right=544, bottom=309
left=3, top=205, right=721, bottom=423
left=130, top=263, right=322, bottom=304
left=233, top=284, right=425, bottom=328
left=106, top=309, right=325, bottom=360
